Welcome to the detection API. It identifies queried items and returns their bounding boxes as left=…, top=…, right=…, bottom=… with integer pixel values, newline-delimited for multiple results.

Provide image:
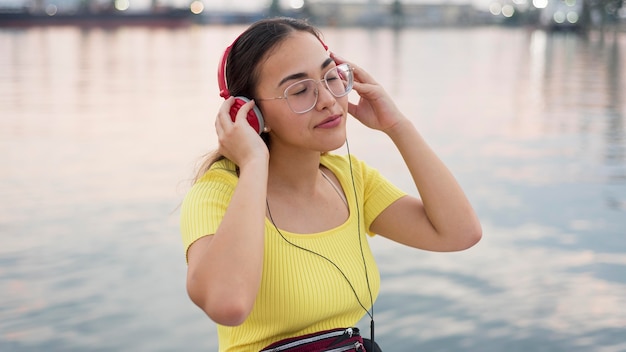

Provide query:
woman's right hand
left=215, top=97, right=269, bottom=167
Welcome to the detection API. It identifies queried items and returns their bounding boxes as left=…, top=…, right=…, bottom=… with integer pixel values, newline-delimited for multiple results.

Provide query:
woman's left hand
left=331, top=52, right=406, bottom=133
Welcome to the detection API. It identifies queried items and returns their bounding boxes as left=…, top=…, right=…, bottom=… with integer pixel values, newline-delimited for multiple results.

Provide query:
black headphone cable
left=265, top=138, right=376, bottom=348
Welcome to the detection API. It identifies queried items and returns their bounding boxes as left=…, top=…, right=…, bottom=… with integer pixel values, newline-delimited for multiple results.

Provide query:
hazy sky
left=183, top=0, right=488, bottom=13
left=203, top=0, right=480, bottom=11
left=0, top=0, right=492, bottom=14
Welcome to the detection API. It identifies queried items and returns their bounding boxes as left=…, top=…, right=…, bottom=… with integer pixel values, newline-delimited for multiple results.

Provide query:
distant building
left=303, top=1, right=491, bottom=27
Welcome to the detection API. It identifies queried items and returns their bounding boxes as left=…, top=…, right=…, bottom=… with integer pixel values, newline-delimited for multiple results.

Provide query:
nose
left=314, top=80, right=336, bottom=110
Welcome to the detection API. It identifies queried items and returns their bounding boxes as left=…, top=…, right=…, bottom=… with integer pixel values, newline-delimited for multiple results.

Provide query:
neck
left=268, top=149, right=323, bottom=192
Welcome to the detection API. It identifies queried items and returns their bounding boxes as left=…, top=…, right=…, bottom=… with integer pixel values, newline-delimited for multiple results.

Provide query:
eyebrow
left=277, top=57, right=335, bottom=87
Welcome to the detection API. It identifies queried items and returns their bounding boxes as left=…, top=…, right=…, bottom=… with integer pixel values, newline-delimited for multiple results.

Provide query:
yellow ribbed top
left=180, top=154, right=406, bottom=351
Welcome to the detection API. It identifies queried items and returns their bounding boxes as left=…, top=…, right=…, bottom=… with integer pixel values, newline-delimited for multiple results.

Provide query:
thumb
left=348, top=102, right=359, bottom=118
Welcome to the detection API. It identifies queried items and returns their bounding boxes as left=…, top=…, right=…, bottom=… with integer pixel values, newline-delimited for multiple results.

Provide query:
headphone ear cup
left=229, top=96, right=265, bottom=135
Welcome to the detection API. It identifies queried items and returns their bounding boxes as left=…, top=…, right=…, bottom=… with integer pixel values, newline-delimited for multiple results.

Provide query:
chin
left=313, top=124, right=346, bottom=152
left=323, top=137, right=347, bottom=152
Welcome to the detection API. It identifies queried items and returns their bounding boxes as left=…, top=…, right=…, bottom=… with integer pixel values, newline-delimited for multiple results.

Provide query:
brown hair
left=193, top=17, right=324, bottom=183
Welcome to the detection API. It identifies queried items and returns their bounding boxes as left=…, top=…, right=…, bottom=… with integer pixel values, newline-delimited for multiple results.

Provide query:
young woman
left=180, top=17, right=482, bottom=352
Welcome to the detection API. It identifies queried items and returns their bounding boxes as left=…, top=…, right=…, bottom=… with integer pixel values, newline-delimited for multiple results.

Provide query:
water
left=0, top=25, right=624, bottom=351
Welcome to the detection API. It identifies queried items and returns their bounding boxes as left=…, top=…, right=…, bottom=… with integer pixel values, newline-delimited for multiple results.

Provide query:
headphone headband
left=217, top=40, right=235, bottom=99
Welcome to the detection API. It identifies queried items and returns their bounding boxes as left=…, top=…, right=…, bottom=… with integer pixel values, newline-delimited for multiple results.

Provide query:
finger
left=217, top=97, right=235, bottom=125
left=216, top=97, right=235, bottom=133
left=234, top=99, right=257, bottom=124
left=330, top=51, right=347, bottom=65
left=331, top=52, right=359, bottom=75
left=350, top=80, right=377, bottom=98
left=350, top=64, right=377, bottom=85
left=348, top=102, right=358, bottom=117
left=332, top=54, right=377, bottom=85
left=215, top=113, right=224, bottom=135
left=330, top=52, right=367, bottom=83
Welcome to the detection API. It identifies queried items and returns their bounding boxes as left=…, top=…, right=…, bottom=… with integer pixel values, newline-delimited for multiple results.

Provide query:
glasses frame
left=256, top=63, right=353, bottom=114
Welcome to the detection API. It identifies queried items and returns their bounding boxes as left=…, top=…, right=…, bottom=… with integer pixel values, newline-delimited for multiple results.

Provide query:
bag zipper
left=261, top=328, right=353, bottom=352
left=324, top=341, right=365, bottom=352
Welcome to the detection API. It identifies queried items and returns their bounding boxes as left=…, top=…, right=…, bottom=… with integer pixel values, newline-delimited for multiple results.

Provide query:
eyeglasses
left=257, top=63, right=353, bottom=114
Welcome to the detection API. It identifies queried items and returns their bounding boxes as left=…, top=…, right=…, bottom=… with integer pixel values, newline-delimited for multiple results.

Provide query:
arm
left=371, top=120, right=482, bottom=251
left=332, top=53, right=481, bottom=252
left=186, top=98, right=269, bottom=325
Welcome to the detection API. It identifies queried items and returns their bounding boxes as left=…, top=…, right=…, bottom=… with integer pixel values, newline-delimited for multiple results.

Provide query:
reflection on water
left=0, top=26, right=624, bottom=352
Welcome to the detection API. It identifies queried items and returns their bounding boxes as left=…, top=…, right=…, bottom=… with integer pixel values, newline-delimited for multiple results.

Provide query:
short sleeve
left=179, top=160, right=239, bottom=261
left=356, top=157, right=407, bottom=236
left=321, top=154, right=406, bottom=237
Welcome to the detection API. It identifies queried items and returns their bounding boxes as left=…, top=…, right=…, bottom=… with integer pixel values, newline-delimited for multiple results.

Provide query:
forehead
left=258, top=31, right=329, bottom=85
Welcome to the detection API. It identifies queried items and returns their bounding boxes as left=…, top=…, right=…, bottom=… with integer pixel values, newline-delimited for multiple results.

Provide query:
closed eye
left=292, top=87, right=309, bottom=96
left=286, top=80, right=314, bottom=97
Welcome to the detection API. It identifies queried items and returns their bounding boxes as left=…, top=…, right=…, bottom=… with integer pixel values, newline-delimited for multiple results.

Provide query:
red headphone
left=217, top=39, right=265, bottom=134
left=217, top=35, right=329, bottom=134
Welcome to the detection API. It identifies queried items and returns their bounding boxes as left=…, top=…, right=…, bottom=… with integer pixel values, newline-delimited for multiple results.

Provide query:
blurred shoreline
left=1, top=0, right=624, bottom=32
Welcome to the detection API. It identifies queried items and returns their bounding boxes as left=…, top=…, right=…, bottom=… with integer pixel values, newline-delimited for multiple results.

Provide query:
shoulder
left=182, top=158, right=239, bottom=206
left=195, top=158, right=239, bottom=185
left=321, top=153, right=383, bottom=182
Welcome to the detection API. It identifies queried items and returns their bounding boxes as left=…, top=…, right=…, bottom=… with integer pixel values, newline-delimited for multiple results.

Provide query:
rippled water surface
left=1, top=25, right=625, bottom=351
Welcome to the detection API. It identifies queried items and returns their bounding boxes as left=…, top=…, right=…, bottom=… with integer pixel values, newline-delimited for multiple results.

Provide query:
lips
left=315, top=114, right=342, bottom=129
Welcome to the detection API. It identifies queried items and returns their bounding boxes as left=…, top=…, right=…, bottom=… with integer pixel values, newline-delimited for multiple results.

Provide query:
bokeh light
left=502, top=4, right=515, bottom=17
left=114, top=0, right=130, bottom=11
left=567, top=11, right=579, bottom=23
left=489, top=2, right=502, bottom=15
left=553, top=10, right=566, bottom=23
left=45, top=4, right=57, bottom=15
left=290, top=0, right=304, bottom=9
left=190, top=0, right=204, bottom=14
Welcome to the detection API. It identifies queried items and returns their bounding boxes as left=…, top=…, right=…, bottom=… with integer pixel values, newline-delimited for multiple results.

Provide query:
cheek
left=259, top=102, right=299, bottom=131
left=259, top=102, right=285, bottom=124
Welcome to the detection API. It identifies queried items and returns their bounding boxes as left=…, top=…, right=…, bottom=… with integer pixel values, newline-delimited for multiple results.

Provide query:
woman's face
left=255, top=31, right=349, bottom=153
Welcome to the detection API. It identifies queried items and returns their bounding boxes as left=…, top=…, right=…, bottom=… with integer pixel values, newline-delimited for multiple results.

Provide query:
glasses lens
left=283, top=64, right=353, bottom=114
left=285, top=80, right=317, bottom=113
left=325, top=64, right=353, bottom=97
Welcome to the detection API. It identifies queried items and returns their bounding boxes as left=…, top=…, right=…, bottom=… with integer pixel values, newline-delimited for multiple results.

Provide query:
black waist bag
left=260, top=327, right=365, bottom=352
